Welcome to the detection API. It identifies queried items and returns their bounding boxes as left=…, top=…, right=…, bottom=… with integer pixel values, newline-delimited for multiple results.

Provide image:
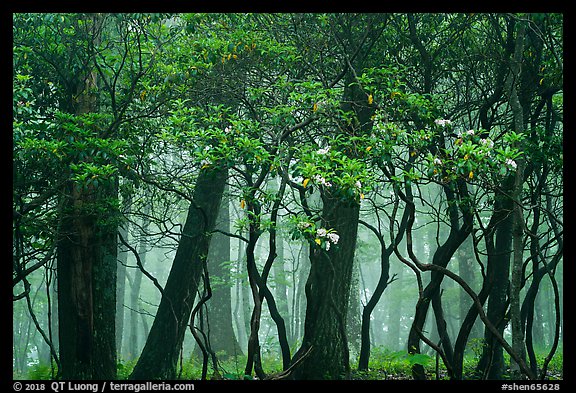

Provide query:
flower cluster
left=505, top=158, right=518, bottom=169
left=297, top=221, right=312, bottom=231
left=315, top=228, right=340, bottom=251
left=479, top=138, right=494, bottom=149
left=434, top=119, right=452, bottom=127
left=313, top=174, right=332, bottom=187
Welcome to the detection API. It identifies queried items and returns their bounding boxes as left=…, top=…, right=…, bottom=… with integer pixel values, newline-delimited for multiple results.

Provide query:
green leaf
left=406, top=353, right=433, bottom=366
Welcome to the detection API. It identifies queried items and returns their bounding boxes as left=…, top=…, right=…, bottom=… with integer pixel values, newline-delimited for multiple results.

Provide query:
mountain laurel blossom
left=505, top=158, right=518, bottom=169
left=434, top=119, right=452, bottom=127
left=327, top=232, right=340, bottom=244
left=297, top=221, right=312, bottom=230
left=313, top=174, right=332, bottom=187
left=480, top=138, right=494, bottom=149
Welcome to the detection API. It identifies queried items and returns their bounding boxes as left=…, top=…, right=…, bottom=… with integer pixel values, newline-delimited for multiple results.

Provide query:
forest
left=12, top=13, right=563, bottom=383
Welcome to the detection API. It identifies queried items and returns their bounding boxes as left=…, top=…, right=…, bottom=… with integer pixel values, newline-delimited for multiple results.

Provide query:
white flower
left=355, top=180, right=362, bottom=189
left=327, top=232, right=340, bottom=244
left=434, top=119, right=452, bottom=127
left=480, top=138, right=494, bottom=149
left=505, top=158, right=518, bottom=169
left=316, top=228, right=327, bottom=238
left=433, top=157, right=442, bottom=166
left=317, top=146, right=330, bottom=155
left=224, top=126, right=231, bottom=133
left=297, top=221, right=311, bottom=230
left=325, top=241, right=331, bottom=251
left=313, top=174, right=332, bottom=187
left=466, top=129, right=475, bottom=136
left=200, top=158, right=211, bottom=167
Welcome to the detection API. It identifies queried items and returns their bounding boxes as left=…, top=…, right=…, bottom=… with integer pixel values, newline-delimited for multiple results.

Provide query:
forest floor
left=16, top=349, right=563, bottom=381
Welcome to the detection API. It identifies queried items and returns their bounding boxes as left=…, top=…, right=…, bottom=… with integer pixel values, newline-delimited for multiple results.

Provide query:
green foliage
left=366, top=347, right=433, bottom=376
left=292, top=139, right=373, bottom=203
left=13, top=12, right=563, bottom=382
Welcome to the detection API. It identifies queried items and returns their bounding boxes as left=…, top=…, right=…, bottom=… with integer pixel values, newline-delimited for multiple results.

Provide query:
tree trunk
left=387, top=266, right=404, bottom=351
left=357, top=225, right=394, bottom=370
left=476, top=177, right=515, bottom=380
left=291, top=191, right=360, bottom=380
left=347, top=258, right=362, bottom=357
left=457, top=239, right=482, bottom=343
left=129, top=167, right=227, bottom=380
left=203, top=187, right=243, bottom=359
left=273, top=238, right=292, bottom=355
left=292, top=243, right=309, bottom=347
left=115, top=198, right=130, bottom=361
left=56, top=18, right=118, bottom=377
left=407, top=183, right=471, bottom=380
left=126, top=211, right=150, bottom=361
left=505, top=19, right=527, bottom=380
left=57, top=180, right=118, bottom=379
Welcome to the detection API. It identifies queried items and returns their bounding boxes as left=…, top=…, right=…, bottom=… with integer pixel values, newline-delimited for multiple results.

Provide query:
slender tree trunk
left=116, top=196, right=130, bottom=361
left=358, top=246, right=392, bottom=370
left=407, top=183, right=471, bottom=380
left=273, top=238, right=292, bottom=355
left=126, top=211, right=149, bottom=361
left=203, top=186, right=243, bottom=359
left=129, top=167, right=227, bottom=380
left=292, top=243, right=309, bottom=347
left=387, top=266, right=404, bottom=351
left=457, top=239, right=481, bottom=343
left=505, top=19, right=527, bottom=380
left=347, top=259, right=362, bottom=357
left=476, top=177, right=515, bottom=380
left=233, top=234, right=248, bottom=352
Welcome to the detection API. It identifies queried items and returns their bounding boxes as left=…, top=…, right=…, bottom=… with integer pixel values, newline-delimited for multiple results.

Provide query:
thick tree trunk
left=129, top=167, right=227, bottom=380
left=56, top=20, right=118, bottom=377
left=57, top=181, right=118, bottom=379
left=291, top=191, right=360, bottom=380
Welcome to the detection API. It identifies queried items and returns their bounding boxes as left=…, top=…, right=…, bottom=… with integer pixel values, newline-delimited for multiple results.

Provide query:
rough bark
left=57, top=180, right=118, bottom=379
left=56, top=17, right=118, bottom=377
left=291, top=191, right=360, bottom=380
